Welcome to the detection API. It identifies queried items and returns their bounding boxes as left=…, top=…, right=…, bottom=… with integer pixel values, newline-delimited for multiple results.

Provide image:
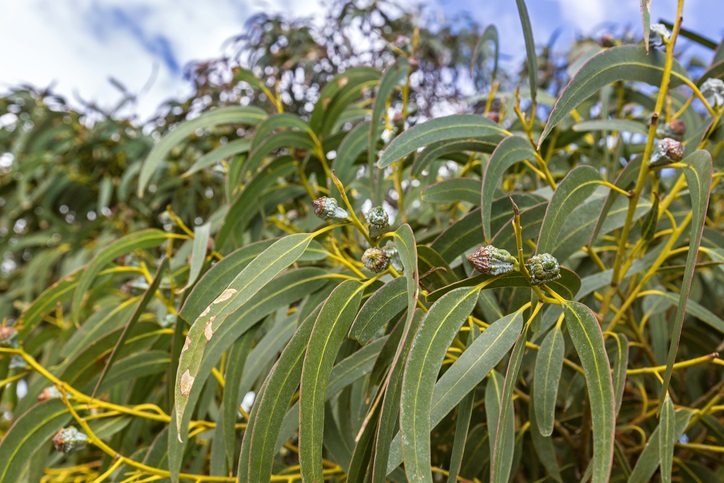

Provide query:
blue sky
left=1, top=0, right=721, bottom=120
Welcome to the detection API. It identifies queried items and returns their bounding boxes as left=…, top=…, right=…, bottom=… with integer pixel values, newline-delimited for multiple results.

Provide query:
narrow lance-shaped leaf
left=563, top=301, right=615, bottom=483
left=537, top=165, right=601, bottom=255
left=629, top=409, right=694, bottom=483
left=659, top=394, right=676, bottom=483
left=659, top=151, right=713, bottom=411
left=298, top=280, right=364, bottom=482
left=641, top=0, right=652, bottom=52
left=138, top=106, right=267, bottom=196
left=515, top=0, right=538, bottom=104
left=481, top=135, right=536, bottom=241
left=378, top=114, right=508, bottom=168
left=0, top=400, right=71, bottom=482
left=471, top=24, right=499, bottom=82
left=369, top=58, right=410, bottom=203
left=533, top=326, right=564, bottom=437
left=175, top=233, right=314, bottom=441
left=491, top=322, right=529, bottom=483
left=71, top=229, right=171, bottom=323
left=399, top=286, right=480, bottom=483
left=179, top=222, right=210, bottom=292
left=538, top=45, right=690, bottom=146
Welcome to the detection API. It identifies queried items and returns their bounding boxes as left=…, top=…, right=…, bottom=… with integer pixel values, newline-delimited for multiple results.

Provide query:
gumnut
left=362, top=247, right=389, bottom=273
left=312, top=197, right=349, bottom=222
left=382, top=241, right=403, bottom=272
left=649, top=138, right=683, bottom=167
left=52, top=427, right=88, bottom=454
left=0, top=326, right=18, bottom=348
left=526, top=253, right=561, bottom=285
left=365, top=206, right=389, bottom=238
left=38, top=386, right=64, bottom=402
left=467, top=245, right=517, bottom=275
left=701, top=78, right=724, bottom=108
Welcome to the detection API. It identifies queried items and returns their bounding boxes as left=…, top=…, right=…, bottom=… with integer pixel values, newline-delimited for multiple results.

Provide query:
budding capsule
left=527, top=253, right=561, bottom=285
left=0, top=326, right=18, bottom=348
left=312, top=197, right=349, bottom=222
left=701, top=78, right=724, bottom=108
left=382, top=241, right=403, bottom=272
left=52, top=427, right=88, bottom=454
left=467, top=245, right=517, bottom=275
left=362, top=247, right=389, bottom=273
left=365, top=206, right=390, bottom=238
left=649, top=138, right=683, bottom=167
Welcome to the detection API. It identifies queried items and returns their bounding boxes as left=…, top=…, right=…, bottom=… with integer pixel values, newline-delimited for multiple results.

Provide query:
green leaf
left=182, top=139, right=250, bottom=177
left=378, top=114, right=508, bottom=168
left=529, top=384, right=563, bottom=482
left=71, top=229, right=170, bottom=323
left=446, top=328, right=478, bottom=483
left=138, top=106, right=267, bottom=196
left=563, top=301, right=615, bottom=483
left=629, top=409, right=694, bottom=483
left=659, top=394, right=676, bottom=483
left=399, top=286, right=480, bottom=482
left=250, top=113, right=316, bottom=152
left=221, top=327, right=257, bottom=469
left=174, top=233, right=314, bottom=441
left=98, top=350, right=170, bottom=392
left=608, top=333, right=629, bottom=416
left=349, top=277, right=406, bottom=344
left=472, top=24, right=499, bottom=81
left=515, top=0, right=537, bottom=104
left=179, top=222, right=210, bottom=292
left=533, top=326, right=564, bottom=437
left=298, top=280, right=364, bottom=482
left=412, top=138, right=498, bottom=177
left=369, top=58, right=410, bottom=201
left=242, top=131, right=316, bottom=177
left=659, top=151, right=713, bottom=411
left=641, top=0, right=652, bottom=52
left=91, top=258, right=168, bottom=400
left=572, top=119, right=649, bottom=135
left=0, top=399, right=71, bottom=482
left=422, top=178, right=480, bottom=205
left=538, top=45, right=690, bottom=146
left=335, top=121, right=381, bottom=187
left=485, top=370, right=508, bottom=478
left=481, top=135, right=536, bottom=240
left=491, top=321, right=528, bottom=483
left=237, top=304, right=322, bottom=483
left=17, top=271, right=79, bottom=338
left=537, top=165, right=601, bottom=255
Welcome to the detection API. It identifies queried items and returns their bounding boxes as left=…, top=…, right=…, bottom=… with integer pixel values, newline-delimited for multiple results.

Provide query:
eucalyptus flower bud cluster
left=701, top=78, right=724, bottom=108
left=52, top=427, right=88, bottom=454
left=361, top=247, right=389, bottom=273
left=656, top=119, right=686, bottom=140
left=526, top=253, right=561, bottom=285
left=365, top=206, right=389, bottom=238
left=0, top=326, right=18, bottom=348
left=467, top=245, right=518, bottom=275
left=312, top=197, right=349, bottom=222
left=649, top=138, right=684, bottom=167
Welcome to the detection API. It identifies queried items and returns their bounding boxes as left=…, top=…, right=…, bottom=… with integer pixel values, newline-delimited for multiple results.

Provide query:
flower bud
left=650, top=24, right=671, bottom=45
left=467, top=245, right=517, bottom=275
left=365, top=207, right=389, bottom=238
left=38, top=386, right=64, bottom=402
left=649, top=138, right=683, bottom=167
left=0, top=326, right=18, bottom=348
left=52, top=427, right=88, bottom=454
left=667, top=119, right=686, bottom=138
left=526, top=253, right=561, bottom=285
left=312, top=197, right=349, bottom=222
left=362, top=247, right=389, bottom=273
left=382, top=242, right=403, bottom=272
left=701, top=78, right=724, bottom=108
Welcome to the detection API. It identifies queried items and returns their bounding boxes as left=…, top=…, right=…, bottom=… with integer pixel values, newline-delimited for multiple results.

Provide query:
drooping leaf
left=349, top=277, right=406, bottom=344
left=378, top=114, right=508, bottom=168
left=0, top=399, right=71, bottom=482
left=183, top=139, right=250, bottom=177
left=399, top=286, right=480, bottom=482
left=179, top=222, right=210, bottom=292
left=659, top=151, right=713, bottom=411
left=422, top=178, right=481, bottom=205
left=174, top=233, right=315, bottom=441
left=138, top=106, right=267, bottom=196
left=659, top=394, right=676, bottom=483
left=515, top=0, right=538, bottom=105
left=629, top=409, right=694, bottom=483
left=537, top=165, right=602, bottom=255
left=641, top=0, right=652, bottom=52
left=538, top=45, right=689, bottom=145
left=481, top=135, right=536, bottom=240
left=298, top=280, right=364, bottom=481
left=563, top=301, right=615, bottom=483
left=533, top=326, right=564, bottom=437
